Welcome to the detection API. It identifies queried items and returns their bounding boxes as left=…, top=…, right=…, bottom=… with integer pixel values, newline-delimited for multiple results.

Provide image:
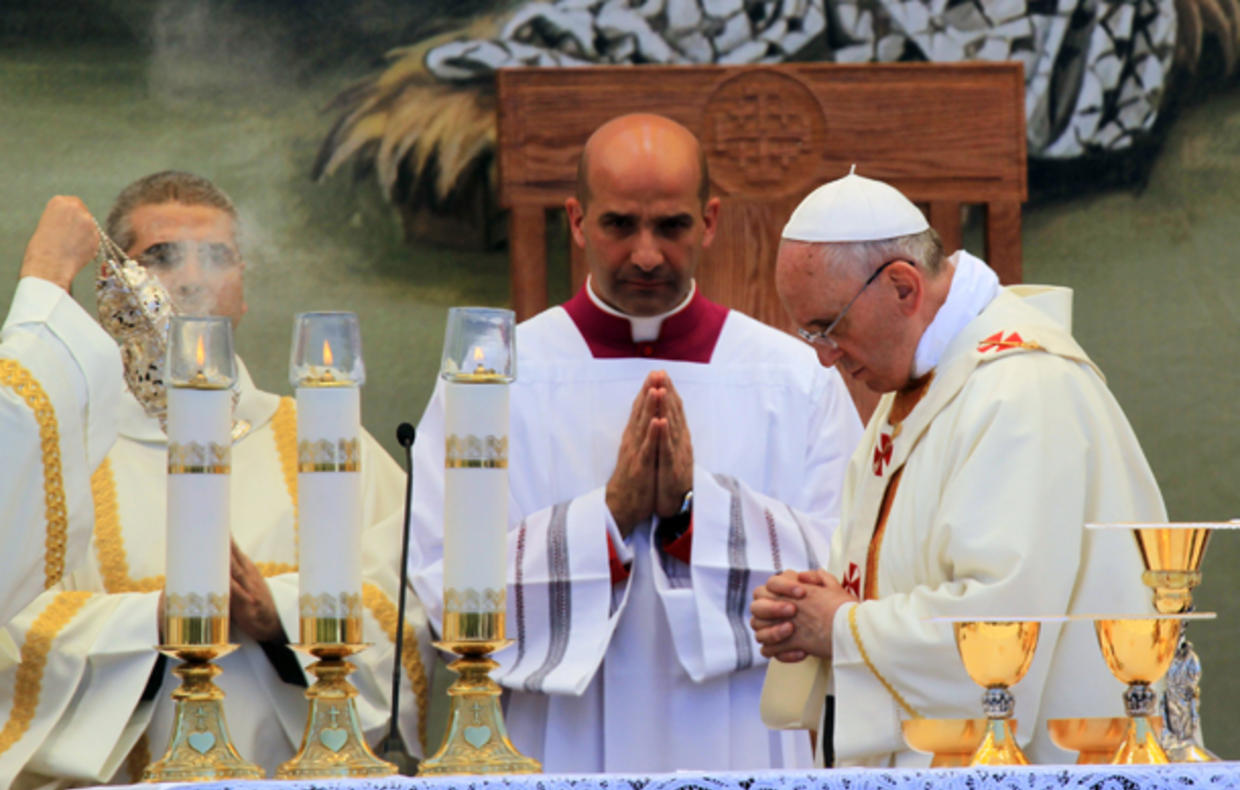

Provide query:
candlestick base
left=418, top=639, right=541, bottom=776
left=276, top=643, right=397, bottom=780
left=142, top=644, right=264, bottom=783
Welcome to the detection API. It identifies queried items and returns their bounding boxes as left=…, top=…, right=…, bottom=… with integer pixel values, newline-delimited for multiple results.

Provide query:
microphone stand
left=373, top=422, right=419, bottom=775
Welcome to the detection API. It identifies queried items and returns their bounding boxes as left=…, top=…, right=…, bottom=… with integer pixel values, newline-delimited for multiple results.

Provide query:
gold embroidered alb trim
left=0, top=590, right=93, bottom=755
left=0, top=360, right=69, bottom=588
left=363, top=583, right=430, bottom=753
left=848, top=604, right=922, bottom=720
left=92, top=459, right=163, bottom=593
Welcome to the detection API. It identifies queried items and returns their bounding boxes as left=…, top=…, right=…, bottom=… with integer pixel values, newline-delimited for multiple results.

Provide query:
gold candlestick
left=276, top=617, right=396, bottom=779
left=141, top=642, right=263, bottom=782
left=418, top=612, right=540, bottom=776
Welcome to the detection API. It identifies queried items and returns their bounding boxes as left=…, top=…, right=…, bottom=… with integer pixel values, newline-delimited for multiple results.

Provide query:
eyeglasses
left=796, top=259, right=899, bottom=350
left=136, top=241, right=239, bottom=273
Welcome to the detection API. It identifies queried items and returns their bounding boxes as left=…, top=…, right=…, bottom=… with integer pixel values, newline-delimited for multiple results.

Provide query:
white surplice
left=0, top=277, right=120, bottom=624
left=408, top=296, right=863, bottom=773
left=824, top=285, right=1164, bottom=766
left=0, top=359, right=434, bottom=788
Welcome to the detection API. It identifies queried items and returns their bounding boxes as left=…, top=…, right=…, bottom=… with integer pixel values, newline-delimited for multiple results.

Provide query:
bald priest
left=405, top=113, right=864, bottom=773
left=752, top=170, right=1163, bottom=766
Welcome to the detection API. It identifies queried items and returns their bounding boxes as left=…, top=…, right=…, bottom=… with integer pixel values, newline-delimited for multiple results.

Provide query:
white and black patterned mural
left=315, top=0, right=1240, bottom=226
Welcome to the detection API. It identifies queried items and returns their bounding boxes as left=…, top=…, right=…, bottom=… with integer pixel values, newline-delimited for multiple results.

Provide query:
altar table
left=107, top=763, right=1240, bottom=790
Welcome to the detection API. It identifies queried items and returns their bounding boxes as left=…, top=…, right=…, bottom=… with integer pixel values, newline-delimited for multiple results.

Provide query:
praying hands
left=750, top=569, right=858, bottom=662
left=605, top=370, right=694, bottom=537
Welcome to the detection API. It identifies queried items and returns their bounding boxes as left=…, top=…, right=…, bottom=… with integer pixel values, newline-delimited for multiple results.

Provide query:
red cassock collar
left=561, top=284, right=729, bottom=363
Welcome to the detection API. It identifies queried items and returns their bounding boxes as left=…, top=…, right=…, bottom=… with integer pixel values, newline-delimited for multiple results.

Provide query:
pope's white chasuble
left=408, top=287, right=863, bottom=773
left=825, top=288, right=1164, bottom=767
left=0, top=359, right=433, bottom=788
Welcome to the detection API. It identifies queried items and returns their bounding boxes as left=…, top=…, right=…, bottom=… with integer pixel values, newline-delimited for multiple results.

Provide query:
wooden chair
left=496, top=62, right=1027, bottom=416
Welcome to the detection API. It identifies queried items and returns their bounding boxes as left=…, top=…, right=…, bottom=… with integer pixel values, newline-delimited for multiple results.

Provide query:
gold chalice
left=939, top=617, right=1061, bottom=766
left=1089, top=521, right=1237, bottom=761
left=902, top=718, right=1015, bottom=767
left=1089, top=614, right=1217, bottom=764
left=1047, top=717, right=1160, bottom=764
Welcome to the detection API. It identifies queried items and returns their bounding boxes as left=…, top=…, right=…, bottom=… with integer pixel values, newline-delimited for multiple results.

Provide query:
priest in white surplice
left=1, top=196, right=121, bottom=624
left=407, top=115, right=863, bottom=772
left=751, top=172, right=1162, bottom=766
left=0, top=173, right=434, bottom=788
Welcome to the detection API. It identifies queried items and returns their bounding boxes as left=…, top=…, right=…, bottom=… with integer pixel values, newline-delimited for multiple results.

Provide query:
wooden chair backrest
left=497, top=62, right=1027, bottom=329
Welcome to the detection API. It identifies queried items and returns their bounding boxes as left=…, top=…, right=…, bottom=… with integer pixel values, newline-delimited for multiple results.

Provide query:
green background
left=3, top=1, right=1239, bottom=761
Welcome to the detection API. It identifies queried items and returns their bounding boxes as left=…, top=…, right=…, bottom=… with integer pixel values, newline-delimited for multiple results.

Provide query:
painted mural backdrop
left=315, top=0, right=1240, bottom=227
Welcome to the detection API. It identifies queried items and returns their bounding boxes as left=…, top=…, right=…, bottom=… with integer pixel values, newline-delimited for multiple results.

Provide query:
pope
left=751, top=169, right=1163, bottom=766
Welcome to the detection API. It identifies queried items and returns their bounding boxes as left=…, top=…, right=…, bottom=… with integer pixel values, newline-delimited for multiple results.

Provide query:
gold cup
left=902, top=718, right=1015, bottom=767
left=1133, top=526, right=1210, bottom=615
left=1093, top=616, right=1181, bottom=764
left=1047, top=717, right=1162, bottom=764
left=951, top=620, right=1043, bottom=766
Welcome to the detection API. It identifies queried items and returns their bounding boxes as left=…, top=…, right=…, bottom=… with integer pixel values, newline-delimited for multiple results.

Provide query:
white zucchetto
left=782, top=166, right=930, bottom=243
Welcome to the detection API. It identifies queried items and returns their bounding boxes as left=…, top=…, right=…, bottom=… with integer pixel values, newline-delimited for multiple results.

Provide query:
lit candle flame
left=323, top=339, right=334, bottom=367
left=472, top=346, right=485, bottom=363
left=195, top=334, right=205, bottom=368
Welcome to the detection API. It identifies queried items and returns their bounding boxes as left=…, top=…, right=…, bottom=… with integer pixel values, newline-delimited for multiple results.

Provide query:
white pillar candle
left=165, top=386, right=232, bottom=628
left=443, top=379, right=509, bottom=614
left=296, top=385, right=363, bottom=621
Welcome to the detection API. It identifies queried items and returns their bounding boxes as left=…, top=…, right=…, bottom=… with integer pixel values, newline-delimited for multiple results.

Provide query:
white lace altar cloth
left=113, top=762, right=1240, bottom=790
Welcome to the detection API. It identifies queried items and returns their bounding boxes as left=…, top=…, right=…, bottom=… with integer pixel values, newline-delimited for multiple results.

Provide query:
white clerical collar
left=911, top=251, right=1001, bottom=378
left=585, top=276, right=697, bottom=343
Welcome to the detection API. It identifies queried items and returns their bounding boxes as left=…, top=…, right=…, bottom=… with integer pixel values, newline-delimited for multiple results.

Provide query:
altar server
left=1, top=196, right=121, bottom=624
left=406, top=114, right=863, bottom=772
left=751, top=171, right=1162, bottom=765
left=0, top=172, right=434, bottom=787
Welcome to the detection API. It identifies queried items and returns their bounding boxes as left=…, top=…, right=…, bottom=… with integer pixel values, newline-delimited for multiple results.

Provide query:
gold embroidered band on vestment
left=167, top=441, right=230, bottom=474
left=0, top=591, right=93, bottom=756
left=0, top=359, right=69, bottom=588
left=297, top=437, right=360, bottom=473
left=848, top=604, right=922, bottom=719
left=444, top=434, right=508, bottom=469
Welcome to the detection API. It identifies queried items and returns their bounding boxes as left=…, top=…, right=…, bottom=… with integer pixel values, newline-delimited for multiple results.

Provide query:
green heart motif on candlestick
left=320, top=727, right=348, bottom=752
left=187, top=731, right=215, bottom=754
left=463, top=725, right=492, bottom=749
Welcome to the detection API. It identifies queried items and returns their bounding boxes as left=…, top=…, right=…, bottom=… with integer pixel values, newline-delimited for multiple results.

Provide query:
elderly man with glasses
left=752, top=170, right=1163, bottom=767
left=0, top=172, right=435, bottom=787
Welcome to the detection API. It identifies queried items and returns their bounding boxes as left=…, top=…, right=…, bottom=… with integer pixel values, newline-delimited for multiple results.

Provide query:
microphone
left=374, top=422, right=420, bottom=775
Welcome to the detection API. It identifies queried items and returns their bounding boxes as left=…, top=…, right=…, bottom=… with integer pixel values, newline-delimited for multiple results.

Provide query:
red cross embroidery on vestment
left=977, top=330, right=1037, bottom=353
left=872, top=432, right=893, bottom=476
left=843, top=562, right=861, bottom=598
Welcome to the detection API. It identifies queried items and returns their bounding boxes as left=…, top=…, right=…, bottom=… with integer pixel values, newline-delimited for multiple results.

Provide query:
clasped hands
left=750, top=569, right=859, bottom=662
left=606, top=370, right=694, bottom=537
